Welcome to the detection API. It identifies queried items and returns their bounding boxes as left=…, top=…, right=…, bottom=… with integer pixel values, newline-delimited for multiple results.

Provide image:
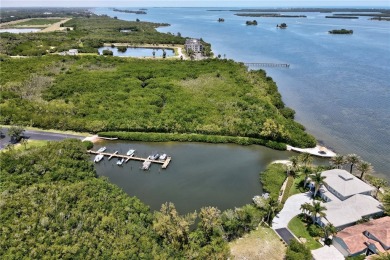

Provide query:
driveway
left=274, top=228, right=296, bottom=245
left=311, top=245, right=344, bottom=260
left=0, top=127, right=84, bottom=149
left=272, top=192, right=312, bottom=229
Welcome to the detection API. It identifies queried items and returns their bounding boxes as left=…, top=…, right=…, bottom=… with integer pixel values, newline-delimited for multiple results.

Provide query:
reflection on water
left=93, top=141, right=328, bottom=213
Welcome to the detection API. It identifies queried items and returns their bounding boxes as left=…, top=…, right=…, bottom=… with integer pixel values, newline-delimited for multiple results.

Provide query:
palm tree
left=300, top=202, right=312, bottom=222
left=310, top=201, right=327, bottom=223
left=299, top=152, right=313, bottom=168
left=301, top=167, right=312, bottom=188
left=311, top=172, right=327, bottom=198
left=369, top=177, right=388, bottom=198
left=289, top=156, right=300, bottom=173
left=264, top=198, right=279, bottom=225
left=346, top=154, right=361, bottom=174
left=323, top=223, right=337, bottom=241
left=330, top=155, right=345, bottom=169
left=357, top=160, right=373, bottom=179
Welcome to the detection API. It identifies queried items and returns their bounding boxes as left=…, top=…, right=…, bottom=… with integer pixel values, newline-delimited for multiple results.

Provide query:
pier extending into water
left=88, top=150, right=172, bottom=169
left=244, top=62, right=290, bottom=68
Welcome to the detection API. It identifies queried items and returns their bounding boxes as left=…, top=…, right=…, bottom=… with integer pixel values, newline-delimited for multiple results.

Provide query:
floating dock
left=88, top=150, right=172, bottom=169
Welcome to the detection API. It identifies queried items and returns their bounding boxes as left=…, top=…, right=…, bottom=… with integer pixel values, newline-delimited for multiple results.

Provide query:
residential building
left=320, top=169, right=375, bottom=202
left=314, top=169, right=382, bottom=229
left=333, top=216, right=390, bottom=257
left=184, top=38, right=203, bottom=53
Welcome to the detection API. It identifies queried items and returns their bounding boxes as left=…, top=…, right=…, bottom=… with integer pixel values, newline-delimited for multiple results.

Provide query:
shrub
left=307, top=224, right=324, bottom=237
left=82, top=140, right=94, bottom=150
left=286, top=240, right=312, bottom=260
left=260, top=164, right=286, bottom=199
left=102, top=50, right=113, bottom=56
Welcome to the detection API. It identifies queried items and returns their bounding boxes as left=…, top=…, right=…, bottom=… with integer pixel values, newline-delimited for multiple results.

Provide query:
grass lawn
left=229, top=225, right=286, bottom=260
left=287, top=216, right=322, bottom=250
left=15, top=18, right=63, bottom=26
left=288, top=175, right=308, bottom=197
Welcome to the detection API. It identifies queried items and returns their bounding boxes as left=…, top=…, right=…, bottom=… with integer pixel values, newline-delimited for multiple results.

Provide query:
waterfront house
left=314, top=169, right=382, bottom=229
left=333, top=216, right=390, bottom=257
left=320, top=169, right=375, bottom=202
left=184, top=38, right=203, bottom=53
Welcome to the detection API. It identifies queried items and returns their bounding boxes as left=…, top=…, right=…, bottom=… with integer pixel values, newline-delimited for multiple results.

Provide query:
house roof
left=322, top=169, right=375, bottom=198
left=322, top=194, right=383, bottom=228
left=336, top=216, right=390, bottom=254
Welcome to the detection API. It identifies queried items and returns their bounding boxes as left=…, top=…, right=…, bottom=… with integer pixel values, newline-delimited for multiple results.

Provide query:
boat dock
left=244, top=62, right=290, bottom=68
left=88, top=150, right=172, bottom=169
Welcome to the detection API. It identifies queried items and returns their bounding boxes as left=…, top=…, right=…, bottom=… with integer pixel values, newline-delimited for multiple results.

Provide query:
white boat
left=149, top=153, right=159, bottom=160
left=117, top=158, right=124, bottom=166
left=97, top=147, right=107, bottom=153
left=94, top=154, right=104, bottom=163
left=159, top=154, right=167, bottom=160
left=142, top=160, right=151, bottom=170
left=126, top=149, right=135, bottom=156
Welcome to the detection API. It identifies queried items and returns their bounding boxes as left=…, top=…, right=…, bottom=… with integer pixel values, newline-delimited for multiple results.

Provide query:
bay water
left=93, top=7, right=390, bottom=180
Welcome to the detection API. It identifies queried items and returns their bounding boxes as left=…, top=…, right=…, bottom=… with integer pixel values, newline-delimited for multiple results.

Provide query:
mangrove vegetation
left=0, top=55, right=316, bottom=148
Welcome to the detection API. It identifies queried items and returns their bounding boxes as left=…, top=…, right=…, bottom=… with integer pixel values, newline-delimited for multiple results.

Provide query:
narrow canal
left=92, top=141, right=322, bottom=213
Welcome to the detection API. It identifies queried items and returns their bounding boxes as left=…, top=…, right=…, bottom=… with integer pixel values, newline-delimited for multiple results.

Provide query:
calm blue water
left=93, top=7, right=390, bottom=179
left=98, top=46, right=174, bottom=57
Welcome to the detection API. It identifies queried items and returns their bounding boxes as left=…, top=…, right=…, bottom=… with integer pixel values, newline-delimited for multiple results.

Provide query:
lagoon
left=98, top=46, right=174, bottom=57
left=92, top=140, right=323, bottom=213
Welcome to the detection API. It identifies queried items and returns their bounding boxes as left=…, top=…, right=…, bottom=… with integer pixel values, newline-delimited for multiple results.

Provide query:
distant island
left=246, top=20, right=258, bottom=25
left=326, top=15, right=358, bottom=19
left=329, top=29, right=353, bottom=34
left=113, top=8, right=147, bottom=14
left=237, top=13, right=306, bottom=18
left=218, top=18, right=225, bottom=22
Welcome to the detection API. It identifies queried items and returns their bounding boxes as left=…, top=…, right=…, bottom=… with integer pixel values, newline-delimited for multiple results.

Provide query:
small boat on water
left=159, top=154, right=167, bottom=160
left=142, top=160, right=151, bottom=170
left=148, top=153, right=159, bottom=160
left=97, top=147, right=107, bottom=153
left=126, top=149, right=135, bottom=156
left=94, top=154, right=104, bottom=163
left=117, top=158, right=125, bottom=166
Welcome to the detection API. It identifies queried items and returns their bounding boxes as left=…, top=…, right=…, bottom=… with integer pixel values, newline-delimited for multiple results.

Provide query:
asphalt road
left=0, top=127, right=85, bottom=149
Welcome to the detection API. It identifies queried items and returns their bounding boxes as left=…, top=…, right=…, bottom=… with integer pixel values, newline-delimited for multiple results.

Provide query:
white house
left=315, top=169, right=382, bottom=229
left=320, top=169, right=375, bottom=202
left=184, top=38, right=203, bottom=53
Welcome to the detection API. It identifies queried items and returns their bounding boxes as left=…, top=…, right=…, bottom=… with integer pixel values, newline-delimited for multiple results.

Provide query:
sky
left=1, top=0, right=389, bottom=8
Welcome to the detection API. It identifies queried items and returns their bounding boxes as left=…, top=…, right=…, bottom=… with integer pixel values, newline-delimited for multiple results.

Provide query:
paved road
left=0, top=127, right=85, bottom=149
left=272, top=192, right=312, bottom=229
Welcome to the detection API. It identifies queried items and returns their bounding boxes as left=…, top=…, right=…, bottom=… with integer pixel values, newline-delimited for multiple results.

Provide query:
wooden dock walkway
left=88, top=150, right=172, bottom=169
left=244, top=62, right=290, bottom=68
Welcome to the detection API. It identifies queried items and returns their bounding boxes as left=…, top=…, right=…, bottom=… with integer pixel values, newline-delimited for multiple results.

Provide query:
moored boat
left=159, top=154, right=167, bottom=160
left=142, top=160, right=151, bottom=170
left=97, top=147, right=107, bottom=153
left=149, top=153, right=159, bottom=160
left=126, top=149, right=135, bottom=156
left=117, top=158, right=124, bottom=166
left=94, top=154, right=104, bottom=163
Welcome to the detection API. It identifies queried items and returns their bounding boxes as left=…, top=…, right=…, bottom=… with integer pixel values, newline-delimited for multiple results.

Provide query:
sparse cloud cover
left=1, top=0, right=389, bottom=7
